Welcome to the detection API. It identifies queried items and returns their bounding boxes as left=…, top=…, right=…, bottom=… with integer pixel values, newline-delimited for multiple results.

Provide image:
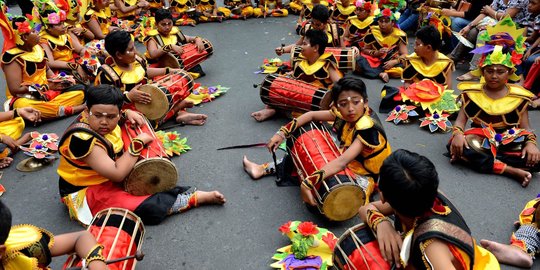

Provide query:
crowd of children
left=0, top=0, right=540, bottom=268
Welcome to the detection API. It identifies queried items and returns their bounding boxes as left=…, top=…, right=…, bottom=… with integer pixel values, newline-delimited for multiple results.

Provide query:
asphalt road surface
left=1, top=6, right=539, bottom=270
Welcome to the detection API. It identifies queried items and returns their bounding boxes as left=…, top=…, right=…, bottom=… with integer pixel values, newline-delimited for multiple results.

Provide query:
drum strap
left=60, top=121, right=115, bottom=160
left=99, top=64, right=124, bottom=89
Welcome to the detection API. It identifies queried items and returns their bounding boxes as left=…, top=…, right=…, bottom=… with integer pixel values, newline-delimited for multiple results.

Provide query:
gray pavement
left=1, top=7, right=539, bottom=269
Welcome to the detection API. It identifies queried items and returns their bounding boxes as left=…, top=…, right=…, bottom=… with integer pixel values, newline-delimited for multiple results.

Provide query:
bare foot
left=480, top=239, right=532, bottom=268
left=251, top=108, right=276, bottom=122
left=0, top=157, right=13, bottom=169
left=176, top=111, right=207, bottom=125
left=379, top=72, right=389, bottom=83
left=243, top=155, right=265, bottom=180
left=504, top=166, right=533, bottom=187
left=196, top=191, right=226, bottom=205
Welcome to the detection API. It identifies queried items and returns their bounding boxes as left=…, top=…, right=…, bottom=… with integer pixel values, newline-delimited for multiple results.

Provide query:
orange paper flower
left=296, top=222, right=319, bottom=236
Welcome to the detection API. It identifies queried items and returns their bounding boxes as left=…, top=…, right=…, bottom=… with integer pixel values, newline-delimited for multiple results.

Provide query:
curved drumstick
left=65, top=251, right=145, bottom=270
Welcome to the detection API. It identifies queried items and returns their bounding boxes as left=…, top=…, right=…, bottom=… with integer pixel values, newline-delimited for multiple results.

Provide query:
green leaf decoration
left=429, top=91, right=460, bottom=113
left=155, top=131, right=191, bottom=157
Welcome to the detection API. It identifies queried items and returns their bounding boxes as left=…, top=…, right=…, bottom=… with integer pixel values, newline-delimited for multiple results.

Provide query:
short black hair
left=331, top=75, right=368, bottom=103
left=104, top=30, right=131, bottom=57
left=378, top=149, right=439, bottom=217
left=155, top=8, right=173, bottom=23
left=0, top=200, right=12, bottom=245
left=311, top=4, right=330, bottom=23
left=415, top=25, right=441, bottom=51
left=305, top=29, right=327, bottom=55
left=86, top=84, right=124, bottom=110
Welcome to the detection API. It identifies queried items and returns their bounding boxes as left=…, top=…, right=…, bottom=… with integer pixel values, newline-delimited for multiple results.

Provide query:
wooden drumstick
left=65, top=251, right=145, bottom=270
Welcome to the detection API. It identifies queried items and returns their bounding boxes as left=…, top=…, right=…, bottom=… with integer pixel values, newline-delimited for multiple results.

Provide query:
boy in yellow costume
left=342, top=0, right=376, bottom=48
left=295, top=0, right=328, bottom=33
left=218, top=0, right=254, bottom=20
left=354, top=7, right=407, bottom=82
left=448, top=17, right=539, bottom=187
left=113, top=0, right=150, bottom=19
left=97, top=30, right=207, bottom=126
left=144, top=8, right=209, bottom=77
left=170, top=0, right=198, bottom=26
left=0, top=200, right=108, bottom=270
left=357, top=150, right=499, bottom=270
left=34, top=0, right=90, bottom=83
left=0, top=6, right=86, bottom=120
left=254, top=0, right=288, bottom=17
left=83, top=0, right=114, bottom=39
left=244, top=77, right=390, bottom=208
left=195, top=0, right=225, bottom=22
left=330, top=0, right=355, bottom=25
left=55, top=0, right=95, bottom=44
left=253, top=29, right=342, bottom=122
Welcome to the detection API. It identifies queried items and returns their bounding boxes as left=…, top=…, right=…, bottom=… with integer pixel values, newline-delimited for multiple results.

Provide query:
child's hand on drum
left=522, top=143, right=540, bottom=168
left=375, top=220, right=403, bottom=268
left=300, top=185, right=317, bottom=206
left=129, top=86, right=152, bottom=104
left=195, top=38, right=205, bottom=53
left=267, top=132, right=285, bottom=152
left=450, top=133, right=469, bottom=162
left=136, top=133, right=154, bottom=145
left=124, top=109, right=146, bottom=126
left=172, top=45, right=184, bottom=55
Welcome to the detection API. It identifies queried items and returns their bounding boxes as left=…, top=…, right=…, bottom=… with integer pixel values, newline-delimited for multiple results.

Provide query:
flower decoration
left=155, top=131, right=191, bottom=156
left=271, top=221, right=337, bottom=270
left=14, top=21, right=31, bottom=34
left=77, top=51, right=101, bottom=76
left=386, top=105, right=418, bottom=124
left=185, top=84, right=229, bottom=105
left=419, top=113, right=452, bottom=133
left=257, top=58, right=291, bottom=74
left=401, top=79, right=459, bottom=114
left=19, top=132, right=59, bottom=159
left=499, top=128, right=532, bottom=145
left=46, top=10, right=66, bottom=24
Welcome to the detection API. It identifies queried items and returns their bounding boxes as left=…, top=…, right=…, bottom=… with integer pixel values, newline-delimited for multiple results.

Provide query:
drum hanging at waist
left=333, top=223, right=392, bottom=270
left=121, top=118, right=178, bottom=196
left=291, top=45, right=358, bottom=72
left=63, top=208, right=146, bottom=270
left=288, top=122, right=366, bottom=221
left=135, top=70, right=194, bottom=121
left=259, top=73, right=332, bottom=113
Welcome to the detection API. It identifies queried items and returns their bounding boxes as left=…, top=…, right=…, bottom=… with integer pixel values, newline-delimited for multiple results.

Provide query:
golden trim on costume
left=348, top=15, right=374, bottom=30
left=369, top=26, right=406, bottom=48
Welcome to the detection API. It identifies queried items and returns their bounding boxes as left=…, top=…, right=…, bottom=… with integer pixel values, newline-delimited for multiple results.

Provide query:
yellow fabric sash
left=459, top=82, right=533, bottom=115
left=112, top=61, right=147, bottom=85
left=407, top=52, right=452, bottom=78
left=371, top=26, right=406, bottom=47
left=336, top=3, right=355, bottom=15
left=348, top=15, right=374, bottom=30
left=7, top=46, right=45, bottom=63
left=40, top=33, right=68, bottom=46
left=297, top=52, right=333, bottom=75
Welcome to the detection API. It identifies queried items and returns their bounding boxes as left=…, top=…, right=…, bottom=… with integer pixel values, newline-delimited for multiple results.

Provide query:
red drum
left=333, top=223, right=392, bottom=270
left=291, top=45, right=358, bottom=72
left=288, top=122, right=367, bottom=221
left=135, top=70, right=194, bottom=121
left=259, top=74, right=332, bottom=113
left=63, top=208, right=145, bottom=270
left=121, top=118, right=178, bottom=196
left=160, top=38, right=214, bottom=71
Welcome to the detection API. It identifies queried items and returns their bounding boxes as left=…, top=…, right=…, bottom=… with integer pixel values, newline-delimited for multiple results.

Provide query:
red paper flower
left=278, top=221, right=292, bottom=234
left=381, top=8, right=392, bottom=17
left=296, top=222, right=319, bottom=236
left=168, top=133, right=178, bottom=140
left=401, top=79, right=443, bottom=103
left=363, top=2, right=371, bottom=10
left=510, top=51, right=522, bottom=65
left=321, top=232, right=337, bottom=250
left=15, top=21, right=31, bottom=34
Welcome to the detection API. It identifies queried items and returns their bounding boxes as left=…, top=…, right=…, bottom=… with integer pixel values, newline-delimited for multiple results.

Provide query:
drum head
left=322, top=184, right=365, bottom=221
left=135, top=85, right=169, bottom=120
left=125, top=158, right=178, bottom=196
left=160, top=53, right=181, bottom=69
